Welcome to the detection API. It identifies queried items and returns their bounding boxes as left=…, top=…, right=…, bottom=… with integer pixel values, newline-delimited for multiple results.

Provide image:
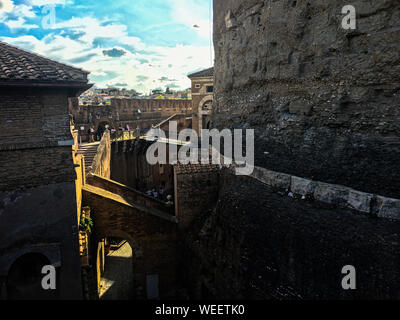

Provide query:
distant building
left=188, top=67, right=214, bottom=134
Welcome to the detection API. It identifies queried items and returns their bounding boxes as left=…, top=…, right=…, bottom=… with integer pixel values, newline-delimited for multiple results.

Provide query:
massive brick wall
left=175, top=0, right=400, bottom=300
left=213, top=0, right=400, bottom=198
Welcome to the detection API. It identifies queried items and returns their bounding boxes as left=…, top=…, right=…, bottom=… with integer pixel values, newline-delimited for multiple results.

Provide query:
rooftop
left=0, top=41, right=91, bottom=87
left=188, top=67, right=214, bottom=79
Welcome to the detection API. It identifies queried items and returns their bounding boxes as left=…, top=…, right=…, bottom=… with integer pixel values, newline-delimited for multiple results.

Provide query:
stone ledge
left=236, top=165, right=400, bottom=220
left=376, top=196, right=400, bottom=220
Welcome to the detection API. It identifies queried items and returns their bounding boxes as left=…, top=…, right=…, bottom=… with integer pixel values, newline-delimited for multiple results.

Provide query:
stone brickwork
left=213, top=0, right=400, bottom=198
left=82, top=184, right=178, bottom=299
left=0, top=87, right=73, bottom=149
left=174, top=164, right=220, bottom=229
left=0, top=146, right=76, bottom=192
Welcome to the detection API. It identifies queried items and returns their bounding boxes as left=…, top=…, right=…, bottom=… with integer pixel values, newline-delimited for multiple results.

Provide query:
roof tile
left=0, top=41, right=90, bottom=85
left=188, top=67, right=214, bottom=79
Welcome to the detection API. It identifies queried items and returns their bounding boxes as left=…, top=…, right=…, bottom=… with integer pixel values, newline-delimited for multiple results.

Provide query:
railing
left=110, top=130, right=139, bottom=141
left=86, top=174, right=175, bottom=215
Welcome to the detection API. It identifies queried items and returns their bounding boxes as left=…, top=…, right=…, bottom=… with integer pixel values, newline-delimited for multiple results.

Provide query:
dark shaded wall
left=213, top=0, right=400, bottom=198
left=182, top=170, right=400, bottom=299
left=174, top=165, right=220, bottom=230
left=111, top=140, right=174, bottom=194
left=0, top=87, right=82, bottom=299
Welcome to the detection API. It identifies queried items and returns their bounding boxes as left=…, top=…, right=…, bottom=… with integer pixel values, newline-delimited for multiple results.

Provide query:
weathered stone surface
left=346, top=189, right=373, bottom=213
left=313, top=182, right=349, bottom=206
left=290, top=176, right=315, bottom=197
left=251, top=166, right=291, bottom=191
left=377, top=196, right=400, bottom=220
left=212, top=0, right=400, bottom=198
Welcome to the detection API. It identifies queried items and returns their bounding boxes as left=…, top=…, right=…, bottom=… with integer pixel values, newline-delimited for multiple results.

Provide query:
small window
left=195, top=84, right=201, bottom=89
left=159, top=164, right=164, bottom=175
left=206, top=86, right=214, bottom=93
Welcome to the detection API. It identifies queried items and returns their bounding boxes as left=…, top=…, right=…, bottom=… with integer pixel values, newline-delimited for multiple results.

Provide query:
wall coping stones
left=233, top=164, right=400, bottom=220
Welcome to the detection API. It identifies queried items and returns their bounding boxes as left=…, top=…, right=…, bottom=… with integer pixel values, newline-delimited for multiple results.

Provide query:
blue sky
left=0, top=0, right=214, bottom=93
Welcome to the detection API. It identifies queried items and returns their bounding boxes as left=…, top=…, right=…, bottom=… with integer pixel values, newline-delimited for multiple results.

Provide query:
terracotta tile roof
left=0, top=41, right=90, bottom=85
left=188, top=67, right=214, bottom=79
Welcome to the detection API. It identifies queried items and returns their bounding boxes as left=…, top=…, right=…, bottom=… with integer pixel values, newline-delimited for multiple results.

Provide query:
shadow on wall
left=6, top=253, right=59, bottom=300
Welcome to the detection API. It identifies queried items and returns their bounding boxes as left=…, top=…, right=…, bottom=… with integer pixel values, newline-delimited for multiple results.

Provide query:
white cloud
left=4, top=17, right=38, bottom=30
left=0, top=13, right=213, bottom=93
left=0, top=0, right=14, bottom=23
left=0, top=1, right=38, bottom=29
left=171, top=0, right=213, bottom=39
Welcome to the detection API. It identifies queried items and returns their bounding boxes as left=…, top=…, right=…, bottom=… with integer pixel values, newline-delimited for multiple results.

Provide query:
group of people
left=146, top=187, right=174, bottom=206
left=88, top=123, right=140, bottom=142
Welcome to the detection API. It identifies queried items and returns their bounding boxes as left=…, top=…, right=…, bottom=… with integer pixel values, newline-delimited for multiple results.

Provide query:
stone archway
left=93, top=227, right=163, bottom=300
left=6, top=253, right=58, bottom=300
left=94, top=118, right=116, bottom=133
left=94, top=120, right=113, bottom=141
left=198, top=95, right=213, bottom=132
left=99, top=231, right=137, bottom=300
left=83, top=183, right=178, bottom=300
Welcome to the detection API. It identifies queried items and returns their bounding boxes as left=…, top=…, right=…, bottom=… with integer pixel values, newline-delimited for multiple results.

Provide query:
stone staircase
left=77, top=142, right=100, bottom=175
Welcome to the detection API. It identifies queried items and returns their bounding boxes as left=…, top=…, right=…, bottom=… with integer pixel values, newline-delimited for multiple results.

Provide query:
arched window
left=201, top=100, right=213, bottom=111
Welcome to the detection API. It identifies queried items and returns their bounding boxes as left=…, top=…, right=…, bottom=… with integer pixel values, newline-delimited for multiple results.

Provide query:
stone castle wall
left=212, top=0, right=400, bottom=198
left=177, top=0, right=400, bottom=300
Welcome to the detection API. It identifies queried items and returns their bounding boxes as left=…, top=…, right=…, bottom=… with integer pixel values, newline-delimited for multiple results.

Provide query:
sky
left=0, top=0, right=214, bottom=94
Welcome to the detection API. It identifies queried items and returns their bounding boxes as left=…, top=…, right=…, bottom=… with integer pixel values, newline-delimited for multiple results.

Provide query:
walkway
left=99, top=242, right=134, bottom=300
left=77, top=142, right=100, bottom=175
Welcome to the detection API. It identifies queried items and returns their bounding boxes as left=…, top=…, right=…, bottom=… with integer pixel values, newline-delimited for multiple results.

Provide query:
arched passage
left=96, top=230, right=140, bottom=300
left=99, top=238, right=134, bottom=300
left=96, top=121, right=111, bottom=140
